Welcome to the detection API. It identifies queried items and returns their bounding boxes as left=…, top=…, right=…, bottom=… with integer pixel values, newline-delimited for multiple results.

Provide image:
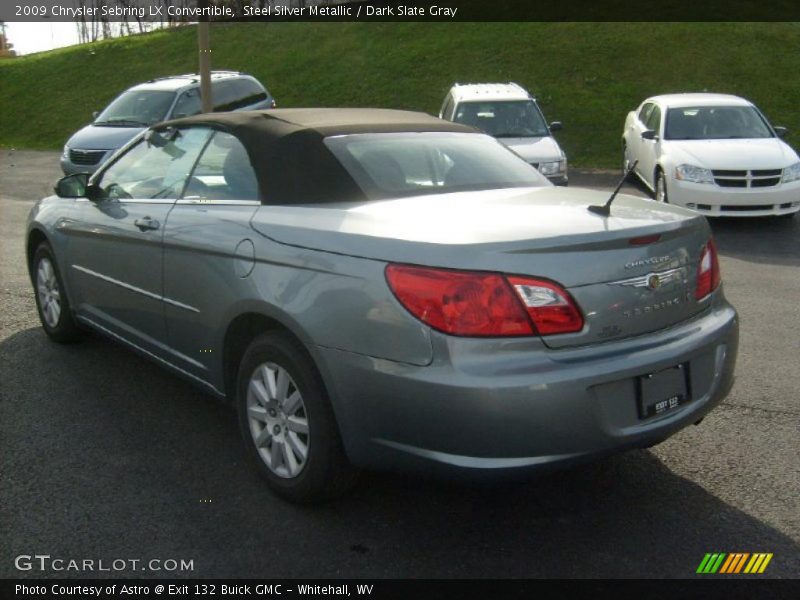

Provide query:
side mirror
left=549, top=121, right=563, bottom=132
left=641, top=129, right=658, bottom=141
left=774, top=126, right=788, bottom=139
left=92, top=111, right=99, bottom=120
left=55, top=173, right=89, bottom=198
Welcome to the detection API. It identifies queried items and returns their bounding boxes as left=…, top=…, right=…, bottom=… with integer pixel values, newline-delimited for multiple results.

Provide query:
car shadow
left=1, top=327, right=798, bottom=579
left=573, top=169, right=799, bottom=267
left=709, top=215, right=800, bottom=267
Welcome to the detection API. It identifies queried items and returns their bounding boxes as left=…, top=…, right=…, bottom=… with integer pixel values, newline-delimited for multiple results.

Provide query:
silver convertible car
left=27, top=109, right=738, bottom=502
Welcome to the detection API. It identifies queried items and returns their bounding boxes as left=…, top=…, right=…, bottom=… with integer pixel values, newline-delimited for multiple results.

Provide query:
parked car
left=622, top=93, right=800, bottom=217
left=60, top=71, right=275, bottom=175
left=31, top=109, right=738, bottom=503
left=439, top=82, right=568, bottom=185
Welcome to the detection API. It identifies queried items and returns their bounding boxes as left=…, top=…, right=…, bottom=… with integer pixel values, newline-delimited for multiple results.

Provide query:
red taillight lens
left=385, top=265, right=584, bottom=337
left=695, top=239, right=721, bottom=300
left=385, top=265, right=533, bottom=336
left=507, top=276, right=584, bottom=335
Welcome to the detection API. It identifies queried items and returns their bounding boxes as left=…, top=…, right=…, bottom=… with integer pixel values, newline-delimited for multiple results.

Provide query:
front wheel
left=32, top=243, right=82, bottom=343
left=655, top=169, right=669, bottom=203
left=237, top=332, right=357, bottom=503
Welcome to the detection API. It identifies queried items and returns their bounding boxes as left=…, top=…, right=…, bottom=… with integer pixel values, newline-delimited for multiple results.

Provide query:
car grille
left=712, top=169, right=782, bottom=188
left=69, top=149, right=106, bottom=166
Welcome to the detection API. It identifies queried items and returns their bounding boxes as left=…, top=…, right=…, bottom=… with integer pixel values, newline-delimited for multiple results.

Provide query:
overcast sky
left=6, top=22, right=82, bottom=56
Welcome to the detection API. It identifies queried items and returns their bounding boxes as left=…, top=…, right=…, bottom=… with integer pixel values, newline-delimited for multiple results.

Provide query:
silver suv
left=440, top=82, right=568, bottom=185
left=60, top=71, right=274, bottom=175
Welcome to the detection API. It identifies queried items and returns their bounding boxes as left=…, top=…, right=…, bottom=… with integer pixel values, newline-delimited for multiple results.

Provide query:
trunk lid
left=250, top=186, right=712, bottom=348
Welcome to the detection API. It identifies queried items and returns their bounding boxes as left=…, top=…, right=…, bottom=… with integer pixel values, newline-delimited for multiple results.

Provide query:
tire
left=32, top=242, right=82, bottom=343
left=237, top=331, right=357, bottom=503
left=655, top=169, right=669, bottom=203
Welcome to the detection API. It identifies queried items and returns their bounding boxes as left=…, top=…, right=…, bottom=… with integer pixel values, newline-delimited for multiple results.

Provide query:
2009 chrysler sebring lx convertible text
left=27, top=109, right=738, bottom=503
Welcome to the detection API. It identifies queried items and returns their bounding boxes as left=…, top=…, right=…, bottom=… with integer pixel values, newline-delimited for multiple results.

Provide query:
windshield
left=95, top=90, right=177, bottom=127
left=452, top=100, right=549, bottom=138
left=324, top=132, right=549, bottom=200
left=664, top=105, right=774, bottom=140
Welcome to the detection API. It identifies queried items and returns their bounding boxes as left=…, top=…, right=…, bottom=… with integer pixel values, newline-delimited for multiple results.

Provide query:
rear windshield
left=95, top=90, right=177, bottom=127
left=664, top=105, right=773, bottom=140
left=452, top=100, right=549, bottom=138
left=324, top=132, right=549, bottom=200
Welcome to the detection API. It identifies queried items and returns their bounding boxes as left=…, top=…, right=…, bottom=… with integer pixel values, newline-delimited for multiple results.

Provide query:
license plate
left=637, top=364, right=690, bottom=419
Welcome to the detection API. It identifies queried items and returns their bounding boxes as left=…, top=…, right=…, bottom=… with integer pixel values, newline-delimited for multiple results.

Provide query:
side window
left=171, top=89, right=202, bottom=119
left=233, top=78, right=268, bottom=109
left=440, top=96, right=454, bottom=120
left=183, top=131, right=260, bottom=201
left=645, top=105, right=662, bottom=133
left=638, top=103, right=654, bottom=126
left=96, top=127, right=212, bottom=200
left=211, top=80, right=238, bottom=112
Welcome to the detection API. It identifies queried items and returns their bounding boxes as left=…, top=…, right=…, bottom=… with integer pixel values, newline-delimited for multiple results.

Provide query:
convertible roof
left=159, top=109, right=474, bottom=204
left=164, top=107, right=472, bottom=137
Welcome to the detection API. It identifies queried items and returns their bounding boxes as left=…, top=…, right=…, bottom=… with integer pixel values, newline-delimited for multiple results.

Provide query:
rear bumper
left=315, top=299, right=738, bottom=477
left=669, top=178, right=800, bottom=217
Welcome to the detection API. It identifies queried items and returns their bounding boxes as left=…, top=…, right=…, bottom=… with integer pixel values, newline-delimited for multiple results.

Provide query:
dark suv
left=61, top=71, right=275, bottom=175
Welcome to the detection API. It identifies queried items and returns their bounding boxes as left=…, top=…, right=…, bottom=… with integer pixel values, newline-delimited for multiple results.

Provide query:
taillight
left=695, top=239, right=721, bottom=300
left=270, top=99, right=277, bottom=108
left=385, top=264, right=584, bottom=337
left=507, top=276, right=584, bottom=335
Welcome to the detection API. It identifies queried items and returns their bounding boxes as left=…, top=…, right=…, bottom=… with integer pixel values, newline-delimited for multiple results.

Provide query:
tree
left=0, top=21, right=17, bottom=58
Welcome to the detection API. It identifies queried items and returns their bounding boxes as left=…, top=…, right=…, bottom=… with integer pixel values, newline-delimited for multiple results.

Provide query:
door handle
left=134, top=216, right=160, bottom=231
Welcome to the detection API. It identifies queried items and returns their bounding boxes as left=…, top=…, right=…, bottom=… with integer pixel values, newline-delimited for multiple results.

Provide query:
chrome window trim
left=176, top=198, right=261, bottom=206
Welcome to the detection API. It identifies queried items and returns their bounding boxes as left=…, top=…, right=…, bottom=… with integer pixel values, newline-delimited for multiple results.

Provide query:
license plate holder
left=637, top=364, right=691, bottom=419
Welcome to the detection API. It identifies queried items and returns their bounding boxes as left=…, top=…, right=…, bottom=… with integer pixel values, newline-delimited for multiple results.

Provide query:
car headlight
left=61, top=145, right=70, bottom=159
left=781, top=162, right=800, bottom=184
left=674, top=164, right=714, bottom=184
left=538, top=160, right=566, bottom=176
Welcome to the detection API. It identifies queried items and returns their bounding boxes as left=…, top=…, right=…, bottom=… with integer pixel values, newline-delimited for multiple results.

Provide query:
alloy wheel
left=36, top=257, right=62, bottom=328
left=246, top=362, right=309, bottom=478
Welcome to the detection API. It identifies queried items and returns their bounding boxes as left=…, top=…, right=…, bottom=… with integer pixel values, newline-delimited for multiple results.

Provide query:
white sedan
left=622, top=93, right=800, bottom=217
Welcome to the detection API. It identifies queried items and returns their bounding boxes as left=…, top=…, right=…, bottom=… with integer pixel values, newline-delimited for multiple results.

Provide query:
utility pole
left=198, top=19, right=212, bottom=113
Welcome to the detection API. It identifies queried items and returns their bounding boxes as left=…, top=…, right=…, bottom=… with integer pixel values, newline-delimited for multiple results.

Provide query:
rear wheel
left=32, top=243, right=81, bottom=343
left=655, top=169, right=669, bottom=203
left=237, top=332, right=357, bottom=503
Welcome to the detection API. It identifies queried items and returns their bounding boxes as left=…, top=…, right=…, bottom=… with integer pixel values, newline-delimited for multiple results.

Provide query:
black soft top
left=159, top=108, right=474, bottom=204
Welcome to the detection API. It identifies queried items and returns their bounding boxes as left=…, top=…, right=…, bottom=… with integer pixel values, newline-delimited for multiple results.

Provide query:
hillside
left=1, top=22, right=799, bottom=167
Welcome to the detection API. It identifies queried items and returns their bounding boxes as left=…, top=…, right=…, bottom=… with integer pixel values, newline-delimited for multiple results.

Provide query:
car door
left=161, top=130, right=262, bottom=389
left=639, top=104, right=663, bottom=188
left=627, top=102, right=653, bottom=182
left=64, top=127, right=212, bottom=356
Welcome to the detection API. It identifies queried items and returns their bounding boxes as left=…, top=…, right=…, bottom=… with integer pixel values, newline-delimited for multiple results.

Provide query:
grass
left=1, top=22, right=799, bottom=167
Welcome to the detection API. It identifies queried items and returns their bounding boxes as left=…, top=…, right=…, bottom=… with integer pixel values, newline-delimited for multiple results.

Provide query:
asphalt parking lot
left=1, top=149, right=798, bottom=579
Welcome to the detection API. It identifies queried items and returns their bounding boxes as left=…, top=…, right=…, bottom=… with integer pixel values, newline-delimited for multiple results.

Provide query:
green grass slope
left=2, top=22, right=799, bottom=167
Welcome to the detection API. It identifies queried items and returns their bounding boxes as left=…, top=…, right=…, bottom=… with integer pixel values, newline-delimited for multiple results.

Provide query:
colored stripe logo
left=697, top=553, right=773, bottom=574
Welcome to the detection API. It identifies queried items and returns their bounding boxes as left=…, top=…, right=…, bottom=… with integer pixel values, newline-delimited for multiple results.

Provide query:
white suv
left=439, top=82, right=568, bottom=185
